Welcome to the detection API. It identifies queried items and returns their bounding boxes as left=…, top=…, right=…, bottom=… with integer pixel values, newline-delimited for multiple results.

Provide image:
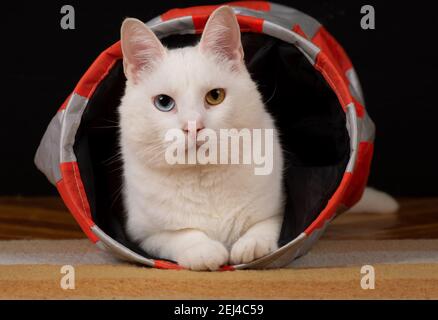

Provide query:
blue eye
left=153, top=94, right=175, bottom=112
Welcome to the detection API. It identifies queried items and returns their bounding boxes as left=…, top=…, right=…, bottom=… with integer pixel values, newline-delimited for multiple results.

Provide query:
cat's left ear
left=199, top=6, right=244, bottom=65
left=121, top=18, right=166, bottom=82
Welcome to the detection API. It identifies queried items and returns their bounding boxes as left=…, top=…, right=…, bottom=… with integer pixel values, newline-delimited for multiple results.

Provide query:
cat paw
left=175, top=240, right=229, bottom=271
left=230, top=236, right=278, bottom=265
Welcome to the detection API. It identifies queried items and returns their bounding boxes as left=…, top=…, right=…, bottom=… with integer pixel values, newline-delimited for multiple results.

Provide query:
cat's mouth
left=182, top=128, right=209, bottom=149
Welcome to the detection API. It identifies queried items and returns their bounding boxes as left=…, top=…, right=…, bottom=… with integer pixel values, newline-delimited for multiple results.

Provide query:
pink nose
left=182, top=120, right=205, bottom=133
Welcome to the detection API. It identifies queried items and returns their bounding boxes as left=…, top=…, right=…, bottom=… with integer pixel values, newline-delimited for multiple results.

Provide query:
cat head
left=119, top=6, right=266, bottom=167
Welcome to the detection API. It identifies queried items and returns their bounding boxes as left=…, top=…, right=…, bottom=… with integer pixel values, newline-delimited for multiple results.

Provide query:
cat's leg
left=230, top=215, right=282, bottom=265
left=141, top=229, right=229, bottom=271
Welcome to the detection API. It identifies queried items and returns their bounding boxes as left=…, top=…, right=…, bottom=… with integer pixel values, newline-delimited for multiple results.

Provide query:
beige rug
left=0, top=239, right=437, bottom=299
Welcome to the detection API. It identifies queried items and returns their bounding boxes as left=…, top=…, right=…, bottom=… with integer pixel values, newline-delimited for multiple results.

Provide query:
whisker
left=102, top=149, right=122, bottom=165
left=101, top=118, right=119, bottom=125
left=110, top=183, right=124, bottom=209
left=264, top=81, right=278, bottom=105
left=109, top=165, right=124, bottom=174
left=91, top=125, right=120, bottom=129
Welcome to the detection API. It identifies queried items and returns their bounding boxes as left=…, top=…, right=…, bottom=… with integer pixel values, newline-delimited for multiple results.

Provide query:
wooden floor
left=0, top=196, right=437, bottom=240
left=0, top=197, right=84, bottom=240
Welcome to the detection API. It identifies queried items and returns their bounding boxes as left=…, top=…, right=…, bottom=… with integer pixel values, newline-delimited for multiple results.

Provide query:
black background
left=3, top=0, right=437, bottom=196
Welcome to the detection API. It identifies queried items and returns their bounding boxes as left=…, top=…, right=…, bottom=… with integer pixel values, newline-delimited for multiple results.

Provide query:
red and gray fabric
left=35, top=1, right=374, bottom=270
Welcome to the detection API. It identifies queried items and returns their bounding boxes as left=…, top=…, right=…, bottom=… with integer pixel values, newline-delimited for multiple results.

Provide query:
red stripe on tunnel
left=192, top=13, right=264, bottom=34
left=292, top=24, right=308, bottom=39
left=352, top=96, right=365, bottom=118
left=154, top=260, right=185, bottom=270
left=161, top=1, right=270, bottom=22
left=58, top=93, right=72, bottom=111
left=57, top=162, right=97, bottom=242
left=342, top=142, right=374, bottom=208
left=304, top=172, right=353, bottom=235
left=73, top=41, right=122, bottom=99
left=312, top=27, right=353, bottom=84
left=314, top=52, right=353, bottom=110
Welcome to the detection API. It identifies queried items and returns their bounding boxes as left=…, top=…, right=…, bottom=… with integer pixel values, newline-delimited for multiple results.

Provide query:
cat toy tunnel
left=35, top=1, right=375, bottom=270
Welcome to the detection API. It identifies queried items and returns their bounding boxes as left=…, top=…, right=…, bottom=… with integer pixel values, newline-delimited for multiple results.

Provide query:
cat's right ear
left=199, top=6, right=244, bottom=66
left=121, top=18, right=166, bottom=83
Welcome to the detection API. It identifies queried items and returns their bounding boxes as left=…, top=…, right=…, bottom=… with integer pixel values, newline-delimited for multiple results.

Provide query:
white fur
left=119, top=7, right=284, bottom=270
left=348, top=187, right=399, bottom=214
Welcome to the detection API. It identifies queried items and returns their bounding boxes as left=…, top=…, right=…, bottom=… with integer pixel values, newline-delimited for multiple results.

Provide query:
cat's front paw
left=230, top=236, right=278, bottom=265
left=175, top=240, right=229, bottom=271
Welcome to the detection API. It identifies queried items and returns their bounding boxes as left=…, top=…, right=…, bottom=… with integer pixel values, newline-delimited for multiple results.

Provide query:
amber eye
left=205, top=88, right=225, bottom=106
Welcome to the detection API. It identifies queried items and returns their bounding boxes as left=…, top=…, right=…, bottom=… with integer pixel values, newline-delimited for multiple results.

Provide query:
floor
left=1, top=196, right=436, bottom=240
left=0, top=196, right=437, bottom=299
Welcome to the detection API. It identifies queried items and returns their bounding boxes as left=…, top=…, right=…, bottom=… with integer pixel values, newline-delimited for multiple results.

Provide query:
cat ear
left=199, top=6, right=244, bottom=64
left=121, top=18, right=166, bottom=82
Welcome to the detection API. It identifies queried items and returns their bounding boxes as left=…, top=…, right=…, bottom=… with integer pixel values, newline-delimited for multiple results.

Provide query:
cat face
left=119, top=6, right=266, bottom=167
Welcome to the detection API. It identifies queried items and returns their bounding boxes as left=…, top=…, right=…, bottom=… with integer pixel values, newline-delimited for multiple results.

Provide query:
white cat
left=119, top=6, right=284, bottom=270
left=118, top=6, right=398, bottom=271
